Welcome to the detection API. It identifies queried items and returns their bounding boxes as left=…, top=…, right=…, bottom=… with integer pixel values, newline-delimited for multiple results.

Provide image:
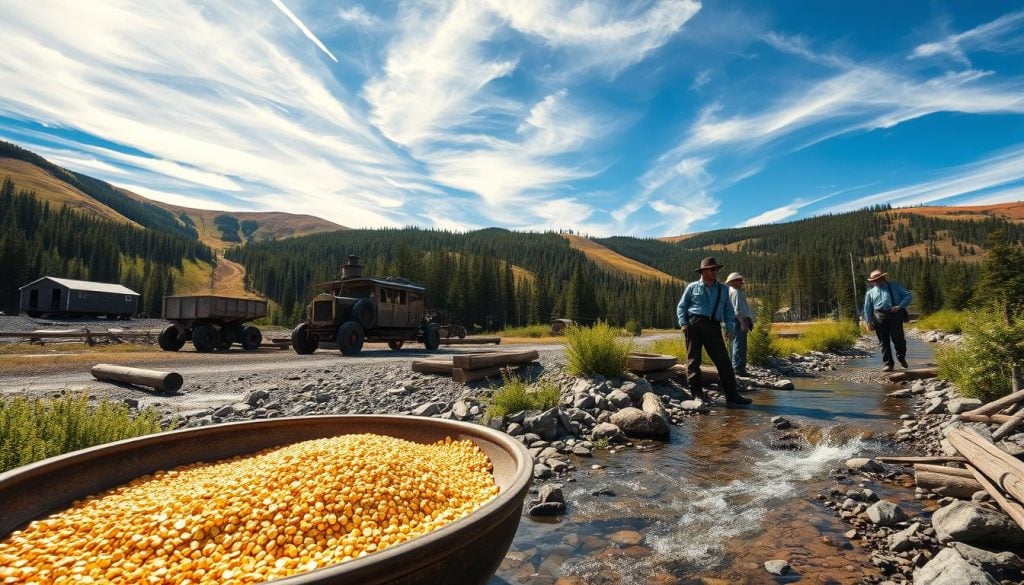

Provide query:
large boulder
left=606, top=389, right=632, bottom=409
left=591, top=422, right=626, bottom=444
left=610, top=405, right=669, bottom=440
left=932, top=500, right=1024, bottom=548
left=913, top=546, right=997, bottom=585
left=640, top=393, right=671, bottom=438
left=524, top=408, right=568, bottom=441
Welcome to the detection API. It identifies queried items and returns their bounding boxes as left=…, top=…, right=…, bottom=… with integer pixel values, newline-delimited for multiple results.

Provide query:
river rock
left=866, top=500, right=907, bottom=527
left=846, top=458, right=884, bottom=473
left=913, top=546, right=998, bottom=585
left=606, top=389, right=632, bottom=409
left=950, top=542, right=1024, bottom=581
left=763, top=560, right=790, bottom=575
left=591, top=422, right=626, bottom=443
left=610, top=407, right=669, bottom=440
left=640, top=393, right=671, bottom=437
left=946, top=398, right=982, bottom=415
left=888, top=522, right=920, bottom=553
left=932, top=500, right=1024, bottom=547
left=412, top=402, right=444, bottom=417
left=773, top=379, right=795, bottom=390
left=609, top=530, right=642, bottom=546
left=573, top=393, right=596, bottom=409
left=451, top=400, right=471, bottom=420
left=524, top=408, right=565, bottom=441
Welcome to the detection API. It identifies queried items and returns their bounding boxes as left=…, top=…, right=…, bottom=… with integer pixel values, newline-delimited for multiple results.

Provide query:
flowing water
left=491, top=338, right=936, bottom=585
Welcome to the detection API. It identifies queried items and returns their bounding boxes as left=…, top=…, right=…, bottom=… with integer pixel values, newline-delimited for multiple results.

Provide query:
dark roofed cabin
left=19, top=276, right=140, bottom=319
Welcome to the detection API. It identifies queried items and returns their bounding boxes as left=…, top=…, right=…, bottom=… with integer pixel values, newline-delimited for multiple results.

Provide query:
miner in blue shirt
left=863, top=269, right=913, bottom=372
left=677, top=257, right=751, bottom=406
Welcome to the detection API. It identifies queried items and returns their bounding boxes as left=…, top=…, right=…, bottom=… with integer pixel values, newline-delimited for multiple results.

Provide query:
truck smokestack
left=341, top=256, right=363, bottom=280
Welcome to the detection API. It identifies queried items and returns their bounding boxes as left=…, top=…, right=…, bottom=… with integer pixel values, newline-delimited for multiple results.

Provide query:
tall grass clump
left=799, top=320, right=860, bottom=352
left=937, top=310, right=1023, bottom=400
left=496, top=324, right=552, bottom=338
left=564, top=321, right=633, bottom=378
left=916, top=310, right=964, bottom=334
left=0, top=393, right=169, bottom=473
left=484, top=376, right=561, bottom=422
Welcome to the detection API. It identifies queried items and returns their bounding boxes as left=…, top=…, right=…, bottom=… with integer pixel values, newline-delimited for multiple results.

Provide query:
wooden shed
left=550, top=318, right=575, bottom=335
left=19, top=276, right=139, bottom=319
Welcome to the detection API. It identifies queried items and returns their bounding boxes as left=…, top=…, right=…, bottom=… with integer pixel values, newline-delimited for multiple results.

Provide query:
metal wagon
left=159, top=295, right=268, bottom=352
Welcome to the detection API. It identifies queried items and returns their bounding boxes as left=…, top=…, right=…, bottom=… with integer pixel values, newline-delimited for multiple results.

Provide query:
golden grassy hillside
left=896, top=201, right=1024, bottom=222
left=156, top=206, right=344, bottom=251
left=562, top=234, right=681, bottom=284
left=0, top=158, right=137, bottom=225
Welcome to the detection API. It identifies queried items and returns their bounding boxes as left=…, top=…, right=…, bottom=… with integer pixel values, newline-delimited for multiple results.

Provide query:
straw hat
left=694, top=257, right=724, bottom=273
left=725, top=272, right=744, bottom=284
left=867, top=270, right=887, bottom=282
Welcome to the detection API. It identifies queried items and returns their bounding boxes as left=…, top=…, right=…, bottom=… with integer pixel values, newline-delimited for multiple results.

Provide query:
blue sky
left=0, top=1, right=1022, bottom=237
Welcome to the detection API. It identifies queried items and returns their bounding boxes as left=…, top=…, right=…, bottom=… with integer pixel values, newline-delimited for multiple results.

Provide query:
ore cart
left=159, top=295, right=268, bottom=352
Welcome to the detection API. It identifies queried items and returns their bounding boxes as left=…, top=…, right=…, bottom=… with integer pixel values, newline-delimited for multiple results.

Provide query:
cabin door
left=50, top=289, right=62, bottom=310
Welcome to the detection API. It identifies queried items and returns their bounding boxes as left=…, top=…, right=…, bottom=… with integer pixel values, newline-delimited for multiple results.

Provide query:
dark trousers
left=874, top=311, right=907, bottom=366
left=684, top=318, right=739, bottom=398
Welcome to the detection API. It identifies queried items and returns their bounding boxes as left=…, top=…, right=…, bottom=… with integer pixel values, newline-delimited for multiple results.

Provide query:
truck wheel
left=192, top=324, right=219, bottom=353
left=292, top=323, right=319, bottom=355
left=457, top=326, right=466, bottom=339
left=387, top=340, right=404, bottom=351
left=241, top=326, right=262, bottom=351
left=337, top=321, right=365, bottom=356
left=158, top=325, right=185, bottom=352
left=424, top=323, right=441, bottom=351
left=352, top=299, right=377, bottom=330
left=26, top=311, right=41, bottom=318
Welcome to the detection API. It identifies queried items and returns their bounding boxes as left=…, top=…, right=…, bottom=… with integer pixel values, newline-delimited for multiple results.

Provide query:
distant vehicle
left=427, top=309, right=468, bottom=339
left=19, top=276, right=139, bottom=319
left=159, top=295, right=268, bottom=353
left=291, top=256, right=441, bottom=356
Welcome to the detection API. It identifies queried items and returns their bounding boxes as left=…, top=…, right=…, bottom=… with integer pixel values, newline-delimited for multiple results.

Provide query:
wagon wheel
left=158, top=325, right=186, bottom=352
left=387, top=340, right=404, bottom=351
left=337, top=321, right=365, bottom=356
left=241, top=326, right=263, bottom=351
left=291, top=323, right=319, bottom=355
left=423, top=323, right=441, bottom=351
left=191, top=324, right=219, bottom=353
left=457, top=326, right=466, bottom=339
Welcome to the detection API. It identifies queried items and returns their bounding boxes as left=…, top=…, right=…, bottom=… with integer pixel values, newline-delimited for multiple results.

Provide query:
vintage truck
left=291, top=256, right=441, bottom=356
left=158, top=295, right=267, bottom=352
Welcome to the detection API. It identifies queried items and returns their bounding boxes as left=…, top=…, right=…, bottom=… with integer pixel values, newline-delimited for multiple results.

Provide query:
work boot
left=881, top=363, right=894, bottom=372
left=690, top=387, right=706, bottom=401
left=725, top=394, right=752, bottom=406
left=898, top=356, right=908, bottom=369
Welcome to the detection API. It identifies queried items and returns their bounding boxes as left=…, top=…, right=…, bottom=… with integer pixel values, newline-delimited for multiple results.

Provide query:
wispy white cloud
left=761, top=32, right=853, bottom=68
left=691, top=69, right=712, bottom=90
left=959, top=186, right=1024, bottom=207
left=910, top=10, right=1024, bottom=65
left=270, top=0, right=339, bottom=63
left=337, top=5, right=384, bottom=29
left=826, top=145, right=1024, bottom=212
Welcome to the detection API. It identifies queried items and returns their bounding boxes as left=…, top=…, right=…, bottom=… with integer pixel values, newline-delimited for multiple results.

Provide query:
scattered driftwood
left=439, top=337, right=501, bottom=345
left=914, top=463, right=983, bottom=499
left=959, top=413, right=1013, bottom=425
left=967, top=464, right=1024, bottom=529
left=877, top=455, right=968, bottom=465
left=411, top=351, right=537, bottom=383
left=993, top=409, right=1024, bottom=442
left=947, top=428, right=1024, bottom=530
left=965, top=389, right=1024, bottom=417
left=888, top=368, right=939, bottom=382
left=90, top=364, right=183, bottom=393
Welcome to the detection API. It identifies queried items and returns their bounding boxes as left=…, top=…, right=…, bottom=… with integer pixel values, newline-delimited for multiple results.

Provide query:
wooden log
left=876, top=455, right=968, bottom=465
left=90, top=364, right=183, bottom=392
left=993, top=409, right=1024, bottom=442
left=959, top=413, right=1012, bottom=424
left=966, top=388, right=1024, bottom=416
left=627, top=353, right=678, bottom=373
left=967, top=464, right=1024, bottom=530
left=915, top=468, right=983, bottom=499
left=439, top=337, right=501, bottom=345
left=947, top=428, right=1024, bottom=506
left=914, top=463, right=974, bottom=478
left=452, top=350, right=539, bottom=370
left=888, top=367, right=939, bottom=382
left=453, top=365, right=525, bottom=384
left=412, top=359, right=455, bottom=374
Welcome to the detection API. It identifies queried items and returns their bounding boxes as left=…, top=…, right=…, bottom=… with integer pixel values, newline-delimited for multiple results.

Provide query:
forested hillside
left=226, top=228, right=681, bottom=328
left=0, top=177, right=213, bottom=315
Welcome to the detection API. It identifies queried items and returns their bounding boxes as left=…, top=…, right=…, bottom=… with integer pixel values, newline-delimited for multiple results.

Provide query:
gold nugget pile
left=0, top=434, right=498, bottom=584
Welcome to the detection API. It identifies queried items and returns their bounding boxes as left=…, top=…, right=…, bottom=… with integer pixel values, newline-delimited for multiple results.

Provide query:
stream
left=491, top=337, right=936, bottom=585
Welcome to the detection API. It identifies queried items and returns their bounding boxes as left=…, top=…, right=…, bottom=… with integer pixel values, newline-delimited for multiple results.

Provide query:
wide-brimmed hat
left=867, top=270, right=888, bottom=282
left=725, top=272, right=744, bottom=284
left=695, top=257, right=724, bottom=273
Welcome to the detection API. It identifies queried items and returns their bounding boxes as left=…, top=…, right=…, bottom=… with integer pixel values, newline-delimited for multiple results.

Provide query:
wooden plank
left=888, top=368, right=939, bottom=382
left=439, top=337, right=501, bottom=345
left=452, top=350, right=538, bottom=370
left=913, top=463, right=974, bottom=478
left=412, top=359, right=455, bottom=374
left=453, top=365, right=523, bottom=383
left=959, top=413, right=1012, bottom=424
left=966, top=389, right=1024, bottom=417
left=91, top=364, right=183, bottom=392
left=947, top=428, right=1024, bottom=506
left=877, top=455, right=968, bottom=465
left=967, top=464, right=1024, bottom=530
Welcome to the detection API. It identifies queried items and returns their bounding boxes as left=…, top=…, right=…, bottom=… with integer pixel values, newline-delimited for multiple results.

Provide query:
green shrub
left=747, top=321, right=780, bottom=366
left=916, top=309, right=964, bottom=334
left=937, top=310, right=1023, bottom=400
left=623, top=319, right=642, bottom=337
left=496, top=324, right=552, bottom=338
left=564, top=321, right=633, bottom=378
left=0, top=393, right=169, bottom=473
left=484, top=377, right=561, bottom=421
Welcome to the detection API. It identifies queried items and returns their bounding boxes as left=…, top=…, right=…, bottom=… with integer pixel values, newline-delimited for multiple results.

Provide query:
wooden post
left=90, top=364, right=183, bottom=392
left=959, top=413, right=1012, bottom=424
left=412, top=359, right=455, bottom=374
left=965, top=389, right=1024, bottom=417
left=914, top=465, right=983, bottom=499
left=967, top=464, right=1024, bottom=530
